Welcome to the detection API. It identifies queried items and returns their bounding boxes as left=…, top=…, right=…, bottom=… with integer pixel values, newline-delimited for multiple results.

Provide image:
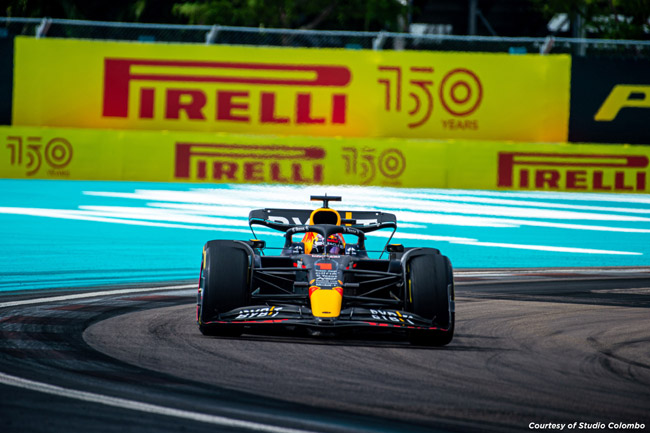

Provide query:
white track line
left=0, top=372, right=318, bottom=433
left=0, top=284, right=195, bottom=309
left=0, top=285, right=318, bottom=432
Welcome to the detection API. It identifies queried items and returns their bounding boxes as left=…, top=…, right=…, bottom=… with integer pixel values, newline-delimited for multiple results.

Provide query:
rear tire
left=392, top=247, right=439, bottom=261
left=406, top=253, right=454, bottom=346
left=197, top=241, right=251, bottom=337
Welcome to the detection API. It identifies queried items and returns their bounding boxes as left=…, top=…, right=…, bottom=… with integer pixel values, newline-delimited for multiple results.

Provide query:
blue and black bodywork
left=197, top=194, right=455, bottom=346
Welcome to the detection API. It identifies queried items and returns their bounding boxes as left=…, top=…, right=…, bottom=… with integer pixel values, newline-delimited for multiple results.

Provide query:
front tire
left=197, top=240, right=251, bottom=337
left=406, top=252, right=454, bottom=346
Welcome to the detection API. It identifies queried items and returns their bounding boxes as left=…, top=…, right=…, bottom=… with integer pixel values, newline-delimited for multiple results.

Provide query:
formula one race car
left=196, top=194, right=455, bottom=346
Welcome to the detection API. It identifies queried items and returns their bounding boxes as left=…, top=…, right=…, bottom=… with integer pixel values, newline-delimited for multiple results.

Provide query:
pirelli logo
left=175, top=142, right=325, bottom=183
left=594, top=85, right=650, bottom=121
left=498, top=152, right=649, bottom=192
left=102, top=59, right=351, bottom=125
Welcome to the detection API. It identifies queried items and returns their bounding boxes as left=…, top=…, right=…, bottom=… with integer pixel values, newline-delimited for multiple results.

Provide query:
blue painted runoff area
left=2, top=179, right=650, bottom=292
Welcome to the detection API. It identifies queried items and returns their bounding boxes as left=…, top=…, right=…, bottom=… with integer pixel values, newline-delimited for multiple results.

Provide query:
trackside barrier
left=2, top=126, right=649, bottom=194
left=12, top=36, right=570, bottom=143
left=569, top=57, right=650, bottom=145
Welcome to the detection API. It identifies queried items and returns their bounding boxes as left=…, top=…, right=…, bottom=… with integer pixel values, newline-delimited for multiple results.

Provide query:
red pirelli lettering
left=497, top=152, right=649, bottom=192
left=175, top=142, right=326, bottom=184
left=217, top=91, right=249, bottom=122
left=103, top=58, right=351, bottom=118
left=165, top=89, right=206, bottom=120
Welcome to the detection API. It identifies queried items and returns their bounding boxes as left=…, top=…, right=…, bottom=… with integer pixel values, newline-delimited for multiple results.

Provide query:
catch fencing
left=1, top=16, right=650, bottom=57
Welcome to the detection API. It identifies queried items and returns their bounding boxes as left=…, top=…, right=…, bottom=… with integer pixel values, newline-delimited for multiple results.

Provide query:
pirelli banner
left=569, top=57, right=650, bottom=145
left=2, top=126, right=648, bottom=193
left=12, top=37, right=570, bottom=142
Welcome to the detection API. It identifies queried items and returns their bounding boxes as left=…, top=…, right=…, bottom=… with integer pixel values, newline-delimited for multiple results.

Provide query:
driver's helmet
left=311, top=233, right=345, bottom=254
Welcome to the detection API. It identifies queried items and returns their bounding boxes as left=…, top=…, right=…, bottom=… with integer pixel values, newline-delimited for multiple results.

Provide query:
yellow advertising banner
left=0, top=126, right=445, bottom=187
left=1, top=126, right=647, bottom=194
left=446, top=141, right=650, bottom=193
left=13, top=37, right=570, bottom=142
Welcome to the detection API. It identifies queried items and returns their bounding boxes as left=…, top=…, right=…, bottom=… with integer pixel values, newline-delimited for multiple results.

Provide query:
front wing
left=201, top=304, right=451, bottom=332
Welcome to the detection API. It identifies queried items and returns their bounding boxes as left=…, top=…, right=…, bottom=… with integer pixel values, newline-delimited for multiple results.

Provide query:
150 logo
left=377, top=66, right=482, bottom=130
left=341, top=146, right=406, bottom=185
left=6, top=136, right=73, bottom=177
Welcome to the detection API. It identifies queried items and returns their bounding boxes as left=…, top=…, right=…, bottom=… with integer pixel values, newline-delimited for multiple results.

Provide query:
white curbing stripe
left=0, top=284, right=196, bottom=309
left=0, top=371, right=318, bottom=433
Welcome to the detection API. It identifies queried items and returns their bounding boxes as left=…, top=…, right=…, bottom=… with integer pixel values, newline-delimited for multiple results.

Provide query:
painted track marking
left=0, top=371, right=319, bottom=433
left=0, top=284, right=195, bottom=309
left=0, top=284, right=320, bottom=433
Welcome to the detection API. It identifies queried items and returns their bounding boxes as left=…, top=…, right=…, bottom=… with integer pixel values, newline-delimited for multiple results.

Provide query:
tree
left=531, top=0, right=650, bottom=40
left=4, top=0, right=184, bottom=23
left=4, top=0, right=407, bottom=32
left=171, top=0, right=407, bottom=31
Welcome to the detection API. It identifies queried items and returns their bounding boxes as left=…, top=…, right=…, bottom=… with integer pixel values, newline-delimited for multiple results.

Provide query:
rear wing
left=248, top=208, right=397, bottom=233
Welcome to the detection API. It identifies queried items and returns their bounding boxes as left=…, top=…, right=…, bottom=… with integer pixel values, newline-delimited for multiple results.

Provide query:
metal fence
left=1, top=16, right=649, bottom=58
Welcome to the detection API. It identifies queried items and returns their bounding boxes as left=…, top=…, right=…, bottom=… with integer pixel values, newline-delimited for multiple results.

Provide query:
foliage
left=530, top=0, right=650, bottom=39
left=171, top=0, right=407, bottom=31
left=3, top=0, right=184, bottom=23
left=4, top=0, right=407, bottom=31
left=4, top=0, right=648, bottom=39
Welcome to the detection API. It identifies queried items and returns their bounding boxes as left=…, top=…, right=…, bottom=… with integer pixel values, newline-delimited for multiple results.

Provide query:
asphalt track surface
left=1, top=269, right=649, bottom=433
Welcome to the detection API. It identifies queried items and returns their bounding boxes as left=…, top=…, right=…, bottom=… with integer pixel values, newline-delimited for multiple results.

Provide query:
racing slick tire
left=198, top=240, right=251, bottom=337
left=392, top=247, right=439, bottom=261
left=406, top=252, right=454, bottom=346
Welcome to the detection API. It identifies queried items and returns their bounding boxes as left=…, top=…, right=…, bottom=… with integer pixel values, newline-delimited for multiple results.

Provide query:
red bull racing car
left=196, top=194, right=455, bottom=346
